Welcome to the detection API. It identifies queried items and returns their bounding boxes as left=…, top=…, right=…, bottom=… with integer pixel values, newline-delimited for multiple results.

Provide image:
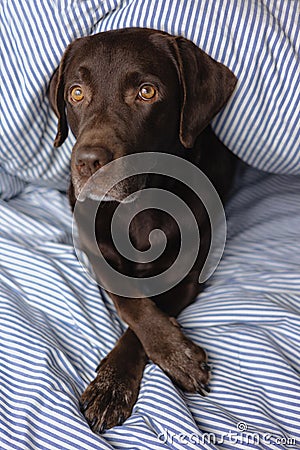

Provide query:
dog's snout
left=75, top=146, right=113, bottom=176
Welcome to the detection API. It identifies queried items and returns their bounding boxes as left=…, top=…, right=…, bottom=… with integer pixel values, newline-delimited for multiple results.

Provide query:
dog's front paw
left=161, top=335, right=211, bottom=394
left=80, top=357, right=140, bottom=433
left=142, top=320, right=211, bottom=394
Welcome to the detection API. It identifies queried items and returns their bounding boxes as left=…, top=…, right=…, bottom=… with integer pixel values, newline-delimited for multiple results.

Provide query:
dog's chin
left=73, top=170, right=146, bottom=204
left=74, top=181, right=139, bottom=204
left=87, top=191, right=139, bottom=203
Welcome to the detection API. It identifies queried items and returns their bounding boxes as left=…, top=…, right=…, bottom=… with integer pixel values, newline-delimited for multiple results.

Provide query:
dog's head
left=49, top=28, right=237, bottom=202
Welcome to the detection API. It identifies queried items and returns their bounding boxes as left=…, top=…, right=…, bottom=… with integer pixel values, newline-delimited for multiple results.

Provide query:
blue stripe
left=188, top=1, right=203, bottom=43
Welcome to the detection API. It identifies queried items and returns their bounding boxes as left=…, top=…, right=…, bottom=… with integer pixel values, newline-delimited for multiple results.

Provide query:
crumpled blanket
left=1, top=165, right=299, bottom=450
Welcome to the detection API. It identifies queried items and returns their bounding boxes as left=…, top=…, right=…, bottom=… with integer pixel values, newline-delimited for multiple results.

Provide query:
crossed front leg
left=80, top=327, right=147, bottom=432
left=80, top=294, right=210, bottom=433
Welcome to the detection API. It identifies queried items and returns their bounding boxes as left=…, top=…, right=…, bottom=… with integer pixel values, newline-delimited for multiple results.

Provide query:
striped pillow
left=1, top=0, right=299, bottom=198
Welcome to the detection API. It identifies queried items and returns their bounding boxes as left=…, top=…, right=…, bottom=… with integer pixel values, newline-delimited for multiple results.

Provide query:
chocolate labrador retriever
left=49, top=27, right=238, bottom=432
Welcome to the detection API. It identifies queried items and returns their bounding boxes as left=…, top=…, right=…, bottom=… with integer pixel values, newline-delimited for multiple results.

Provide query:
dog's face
left=49, top=28, right=237, bottom=202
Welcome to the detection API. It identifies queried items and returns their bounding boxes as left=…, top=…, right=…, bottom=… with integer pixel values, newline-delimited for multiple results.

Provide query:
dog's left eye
left=138, top=84, right=157, bottom=101
left=70, top=86, right=84, bottom=103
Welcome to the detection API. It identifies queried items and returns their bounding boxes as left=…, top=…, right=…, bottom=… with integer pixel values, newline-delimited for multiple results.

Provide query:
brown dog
left=49, top=27, right=238, bottom=432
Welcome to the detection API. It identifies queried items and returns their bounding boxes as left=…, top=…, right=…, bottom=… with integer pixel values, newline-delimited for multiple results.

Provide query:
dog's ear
left=48, top=49, right=71, bottom=147
left=174, top=37, right=237, bottom=148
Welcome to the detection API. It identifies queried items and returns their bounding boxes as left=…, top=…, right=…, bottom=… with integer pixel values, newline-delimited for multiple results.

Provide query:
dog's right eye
left=70, top=86, right=84, bottom=103
left=138, top=84, right=157, bottom=102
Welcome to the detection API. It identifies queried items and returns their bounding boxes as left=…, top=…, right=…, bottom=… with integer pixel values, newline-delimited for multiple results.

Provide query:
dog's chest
left=96, top=207, right=180, bottom=278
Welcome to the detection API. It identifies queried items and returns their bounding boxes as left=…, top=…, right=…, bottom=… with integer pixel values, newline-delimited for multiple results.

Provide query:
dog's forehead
left=66, top=29, right=176, bottom=80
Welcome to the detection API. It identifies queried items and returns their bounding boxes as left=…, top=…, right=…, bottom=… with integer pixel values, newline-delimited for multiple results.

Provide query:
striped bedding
left=1, top=1, right=300, bottom=449
left=1, top=166, right=300, bottom=450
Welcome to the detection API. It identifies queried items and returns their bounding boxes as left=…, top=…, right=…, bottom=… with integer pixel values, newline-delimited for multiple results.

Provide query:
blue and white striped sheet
left=0, top=0, right=300, bottom=202
left=1, top=165, right=300, bottom=450
left=1, top=1, right=300, bottom=449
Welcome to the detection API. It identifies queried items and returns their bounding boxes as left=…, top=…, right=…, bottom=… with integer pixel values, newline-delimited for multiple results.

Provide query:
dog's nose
left=75, top=147, right=113, bottom=176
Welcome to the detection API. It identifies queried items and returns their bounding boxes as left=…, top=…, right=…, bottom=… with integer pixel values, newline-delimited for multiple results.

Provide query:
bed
left=1, top=1, right=300, bottom=449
